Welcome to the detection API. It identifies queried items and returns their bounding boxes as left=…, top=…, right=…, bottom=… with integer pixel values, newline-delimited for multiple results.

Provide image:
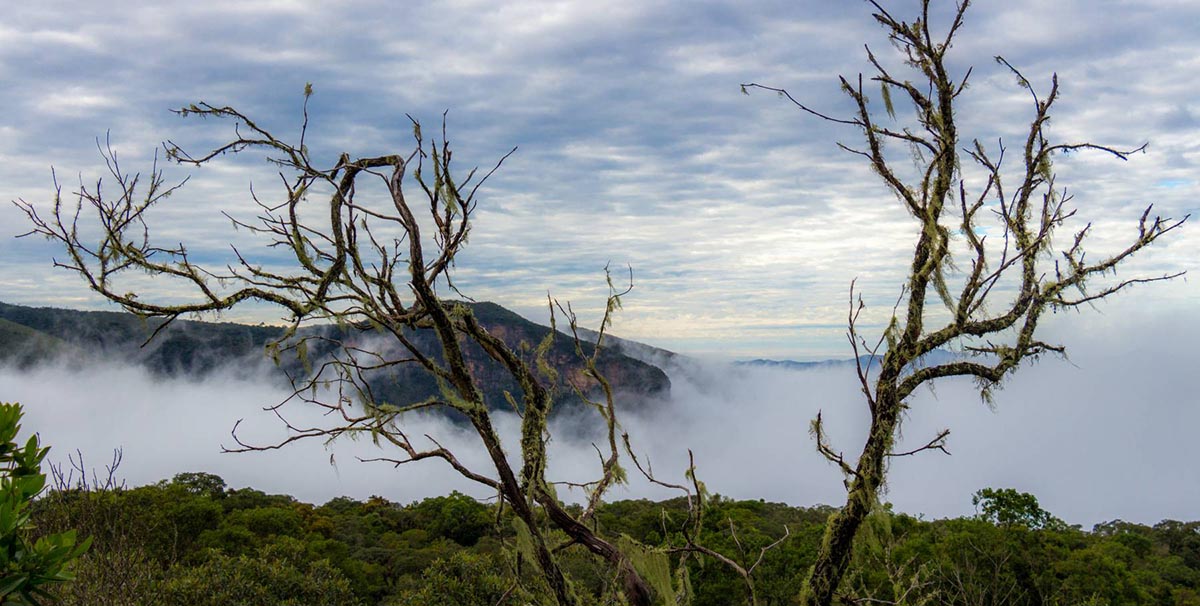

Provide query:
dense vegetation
left=30, top=473, right=1200, bottom=605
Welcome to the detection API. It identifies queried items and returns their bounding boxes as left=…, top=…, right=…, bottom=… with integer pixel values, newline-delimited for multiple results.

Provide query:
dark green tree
left=973, top=488, right=1055, bottom=530
left=410, top=492, right=492, bottom=547
left=166, top=473, right=227, bottom=500
left=744, top=1, right=1187, bottom=604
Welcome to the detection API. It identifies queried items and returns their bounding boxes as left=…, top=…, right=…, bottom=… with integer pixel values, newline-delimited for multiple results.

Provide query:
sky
left=0, top=1, right=1197, bottom=523
left=1, top=0, right=1196, bottom=359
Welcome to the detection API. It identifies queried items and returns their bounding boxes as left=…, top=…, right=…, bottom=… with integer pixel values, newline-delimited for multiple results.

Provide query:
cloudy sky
left=2, top=0, right=1196, bottom=359
left=0, top=0, right=1197, bottom=523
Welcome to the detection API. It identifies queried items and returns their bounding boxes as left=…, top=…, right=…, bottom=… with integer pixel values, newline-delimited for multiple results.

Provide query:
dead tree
left=16, top=92, right=659, bottom=606
left=744, top=2, right=1187, bottom=605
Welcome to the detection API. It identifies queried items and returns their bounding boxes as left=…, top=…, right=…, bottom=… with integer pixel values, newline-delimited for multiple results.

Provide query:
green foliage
left=168, top=472, right=227, bottom=499
left=1054, top=541, right=1149, bottom=605
left=388, top=551, right=526, bottom=606
left=972, top=487, right=1057, bottom=529
left=24, top=475, right=1200, bottom=606
left=0, top=403, right=90, bottom=605
left=30, top=484, right=162, bottom=606
left=409, top=491, right=492, bottom=547
left=158, top=541, right=359, bottom=606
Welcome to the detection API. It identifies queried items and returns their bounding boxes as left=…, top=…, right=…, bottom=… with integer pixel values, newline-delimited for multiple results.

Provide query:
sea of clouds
left=2, top=307, right=1196, bottom=528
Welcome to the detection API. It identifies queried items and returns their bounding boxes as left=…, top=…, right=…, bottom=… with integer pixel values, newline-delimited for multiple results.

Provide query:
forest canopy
left=30, top=474, right=1200, bottom=606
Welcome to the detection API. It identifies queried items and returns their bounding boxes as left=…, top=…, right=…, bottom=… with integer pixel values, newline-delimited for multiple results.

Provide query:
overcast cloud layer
left=1, top=0, right=1197, bottom=358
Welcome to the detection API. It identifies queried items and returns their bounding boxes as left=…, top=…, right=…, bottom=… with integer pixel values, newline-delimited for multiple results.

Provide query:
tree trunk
left=803, top=392, right=902, bottom=606
left=469, top=413, right=581, bottom=606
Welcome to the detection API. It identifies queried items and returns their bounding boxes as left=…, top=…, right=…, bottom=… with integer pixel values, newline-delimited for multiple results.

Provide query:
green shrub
left=0, top=402, right=90, bottom=604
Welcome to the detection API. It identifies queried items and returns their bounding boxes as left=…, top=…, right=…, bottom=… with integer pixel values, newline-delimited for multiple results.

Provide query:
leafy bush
left=0, top=403, right=90, bottom=604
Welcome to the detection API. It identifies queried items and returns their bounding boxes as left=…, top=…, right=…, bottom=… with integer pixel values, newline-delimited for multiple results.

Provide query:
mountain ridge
left=0, top=300, right=671, bottom=413
left=737, top=348, right=967, bottom=371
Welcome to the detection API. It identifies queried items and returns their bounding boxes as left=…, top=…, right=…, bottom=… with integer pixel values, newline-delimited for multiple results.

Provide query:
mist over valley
left=2, top=299, right=1194, bottom=528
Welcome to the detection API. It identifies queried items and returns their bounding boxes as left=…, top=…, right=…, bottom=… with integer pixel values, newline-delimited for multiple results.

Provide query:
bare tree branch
left=15, top=87, right=664, bottom=606
left=745, top=2, right=1186, bottom=604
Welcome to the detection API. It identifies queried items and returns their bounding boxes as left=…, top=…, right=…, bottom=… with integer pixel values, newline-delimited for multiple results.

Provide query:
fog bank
left=2, top=310, right=1195, bottom=527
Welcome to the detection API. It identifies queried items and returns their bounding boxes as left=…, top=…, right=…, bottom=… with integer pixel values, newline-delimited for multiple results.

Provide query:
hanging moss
left=617, top=536, right=676, bottom=606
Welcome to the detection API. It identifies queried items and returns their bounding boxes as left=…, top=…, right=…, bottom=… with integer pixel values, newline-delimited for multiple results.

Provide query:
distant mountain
left=0, top=316, right=71, bottom=366
left=0, top=300, right=671, bottom=413
left=0, top=300, right=285, bottom=376
left=738, top=349, right=962, bottom=371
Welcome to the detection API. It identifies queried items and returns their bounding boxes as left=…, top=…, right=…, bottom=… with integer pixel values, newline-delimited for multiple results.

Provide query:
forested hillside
left=0, top=300, right=670, bottom=412
left=32, top=475, right=1200, bottom=605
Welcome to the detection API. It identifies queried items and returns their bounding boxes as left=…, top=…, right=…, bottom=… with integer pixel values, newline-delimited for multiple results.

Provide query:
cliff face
left=0, top=300, right=670, bottom=413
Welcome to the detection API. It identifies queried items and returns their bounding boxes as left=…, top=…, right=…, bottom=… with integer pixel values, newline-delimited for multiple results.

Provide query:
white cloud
left=35, top=88, right=121, bottom=118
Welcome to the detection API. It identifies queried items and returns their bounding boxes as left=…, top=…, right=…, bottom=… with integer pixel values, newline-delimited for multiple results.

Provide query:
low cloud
left=2, top=309, right=1195, bottom=527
